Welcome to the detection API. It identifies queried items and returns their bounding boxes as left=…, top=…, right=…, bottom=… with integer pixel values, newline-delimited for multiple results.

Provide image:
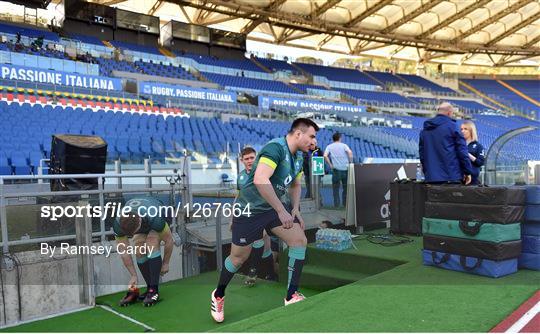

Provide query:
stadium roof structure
left=93, top=0, right=540, bottom=67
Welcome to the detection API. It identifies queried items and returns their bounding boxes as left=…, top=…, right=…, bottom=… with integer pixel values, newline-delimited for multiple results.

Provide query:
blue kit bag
left=518, top=252, right=540, bottom=271
left=521, top=235, right=540, bottom=254
left=522, top=222, right=540, bottom=236
left=525, top=186, right=540, bottom=204
left=422, top=250, right=518, bottom=278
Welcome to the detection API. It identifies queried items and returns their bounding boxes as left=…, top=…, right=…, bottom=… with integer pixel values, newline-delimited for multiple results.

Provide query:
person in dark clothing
left=460, top=120, right=485, bottom=185
left=419, top=102, right=473, bottom=185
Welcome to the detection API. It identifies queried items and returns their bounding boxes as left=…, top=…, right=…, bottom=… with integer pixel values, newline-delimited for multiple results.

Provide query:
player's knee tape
left=224, top=256, right=239, bottom=273
left=288, top=246, right=306, bottom=260
left=252, top=239, right=264, bottom=249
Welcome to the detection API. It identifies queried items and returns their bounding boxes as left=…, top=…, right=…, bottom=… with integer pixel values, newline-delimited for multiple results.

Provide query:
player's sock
left=249, top=239, right=265, bottom=273
left=147, top=250, right=162, bottom=293
left=215, top=256, right=239, bottom=298
left=261, top=249, right=274, bottom=278
left=136, top=256, right=151, bottom=289
left=286, top=246, right=306, bottom=301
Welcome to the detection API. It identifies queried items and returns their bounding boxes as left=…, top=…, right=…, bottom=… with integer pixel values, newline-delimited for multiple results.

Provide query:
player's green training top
left=237, top=169, right=250, bottom=191
left=236, top=137, right=303, bottom=216
left=113, top=196, right=168, bottom=238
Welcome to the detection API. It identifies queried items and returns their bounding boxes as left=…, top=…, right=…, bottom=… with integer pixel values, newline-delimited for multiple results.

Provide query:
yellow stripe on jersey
left=260, top=157, right=277, bottom=169
left=295, top=172, right=304, bottom=180
left=158, top=223, right=171, bottom=239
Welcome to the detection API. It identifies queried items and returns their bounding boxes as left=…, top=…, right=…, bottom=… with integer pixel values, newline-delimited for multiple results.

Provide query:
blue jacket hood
left=423, top=114, right=454, bottom=130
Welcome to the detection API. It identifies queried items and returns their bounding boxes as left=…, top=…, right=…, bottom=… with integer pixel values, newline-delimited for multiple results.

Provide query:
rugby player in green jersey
left=211, top=118, right=319, bottom=323
left=114, top=196, right=174, bottom=307
left=235, top=147, right=274, bottom=287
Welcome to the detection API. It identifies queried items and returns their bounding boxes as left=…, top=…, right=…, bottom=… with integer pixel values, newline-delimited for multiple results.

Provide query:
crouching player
left=114, top=196, right=174, bottom=307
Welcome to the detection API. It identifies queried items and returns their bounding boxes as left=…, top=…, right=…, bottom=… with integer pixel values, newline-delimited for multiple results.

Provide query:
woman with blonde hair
left=460, top=120, right=485, bottom=185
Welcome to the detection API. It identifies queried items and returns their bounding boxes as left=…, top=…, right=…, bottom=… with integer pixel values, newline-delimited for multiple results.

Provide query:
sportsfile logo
left=40, top=202, right=179, bottom=221
left=40, top=202, right=252, bottom=220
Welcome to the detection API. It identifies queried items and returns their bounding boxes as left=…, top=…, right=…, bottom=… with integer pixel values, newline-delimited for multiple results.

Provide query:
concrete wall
left=0, top=242, right=184, bottom=326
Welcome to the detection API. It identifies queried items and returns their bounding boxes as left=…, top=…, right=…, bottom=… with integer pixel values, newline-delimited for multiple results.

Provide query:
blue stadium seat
left=0, top=156, right=12, bottom=175
left=10, top=152, right=32, bottom=175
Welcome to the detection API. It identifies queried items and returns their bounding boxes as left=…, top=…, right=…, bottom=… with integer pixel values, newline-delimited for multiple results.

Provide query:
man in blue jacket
left=419, top=103, right=473, bottom=185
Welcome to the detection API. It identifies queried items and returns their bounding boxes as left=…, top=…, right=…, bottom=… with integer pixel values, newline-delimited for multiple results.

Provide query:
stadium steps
left=496, top=79, right=540, bottom=107
left=285, top=82, right=305, bottom=94
left=458, top=80, right=519, bottom=115
left=300, top=265, right=370, bottom=291
left=250, top=57, right=274, bottom=74
left=457, top=85, right=501, bottom=111
left=362, top=71, right=386, bottom=87
left=290, top=62, right=313, bottom=79
left=340, top=93, right=358, bottom=104
left=158, top=47, right=176, bottom=58
left=394, top=73, right=416, bottom=87
left=101, top=40, right=114, bottom=49
left=280, top=244, right=406, bottom=292
left=191, top=70, right=211, bottom=83
left=402, top=94, right=421, bottom=105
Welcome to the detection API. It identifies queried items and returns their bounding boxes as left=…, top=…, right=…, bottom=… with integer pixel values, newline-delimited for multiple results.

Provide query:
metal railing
left=0, top=169, right=187, bottom=254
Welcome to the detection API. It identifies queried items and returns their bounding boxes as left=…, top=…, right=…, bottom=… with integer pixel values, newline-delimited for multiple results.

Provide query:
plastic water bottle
left=345, top=230, right=352, bottom=249
left=321, top=229, right=329, bottom=250
left=316, top=229, right=325, bottom=249
left=416, top=163, right=424, bottom=182
left=331, top=230, right=339, bottom=251
left=318, top=229, right=354, bottom=251
left=316, top=229, right=322, bottom=249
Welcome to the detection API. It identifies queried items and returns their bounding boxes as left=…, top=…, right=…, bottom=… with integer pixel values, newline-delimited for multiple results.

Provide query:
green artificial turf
left=1, top=307, right=143, bottom=333
left=2, top=272, right=318, bottom=333
left=3, top=230, right=538, bottom=332
left=213, top=284, right=537, bottom=332
left=214, top=233, right=539, bottom=332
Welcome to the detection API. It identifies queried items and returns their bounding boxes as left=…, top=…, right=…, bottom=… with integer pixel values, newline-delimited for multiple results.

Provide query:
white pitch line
left=98, top=304, right=156, bottom=332
left=505, top=300, right=540, bottom=333
left=0, top=306, right=93, bottom=330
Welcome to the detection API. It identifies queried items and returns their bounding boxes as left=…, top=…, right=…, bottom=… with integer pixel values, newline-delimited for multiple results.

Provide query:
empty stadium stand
left=462, top=79, right=540, bottom=115
left=0, top=24, right=539, bottom=177
left=202, top=72, right=300, bottom=95
left=396, top=73, right=456, bottom=94
left=294, top=62, right=379, bottom=87
left=254, top=57, right=299, bottom=74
